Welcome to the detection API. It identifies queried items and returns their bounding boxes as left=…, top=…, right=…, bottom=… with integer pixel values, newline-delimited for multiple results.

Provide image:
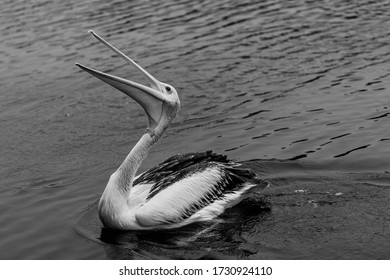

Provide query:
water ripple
left=1, top=0, right=390, bottom=259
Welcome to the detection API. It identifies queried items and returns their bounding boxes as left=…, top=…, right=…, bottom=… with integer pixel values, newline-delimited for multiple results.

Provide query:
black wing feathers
left=134, top=151, right=229, bottom=185
left=134, top=150, right=266, bottom=201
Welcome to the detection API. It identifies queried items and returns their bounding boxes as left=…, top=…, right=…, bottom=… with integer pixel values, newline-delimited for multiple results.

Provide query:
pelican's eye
left=165, top=86, right=172, bottom=93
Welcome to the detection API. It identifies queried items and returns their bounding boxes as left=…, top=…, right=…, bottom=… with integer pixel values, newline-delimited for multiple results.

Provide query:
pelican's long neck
left=111, top=103, right=177, bottom=191
left=115, top=129, right=160, bottom=191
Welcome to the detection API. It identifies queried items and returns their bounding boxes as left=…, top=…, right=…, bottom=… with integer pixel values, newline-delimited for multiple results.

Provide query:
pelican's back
left=133, top=151, right=269, bottom=229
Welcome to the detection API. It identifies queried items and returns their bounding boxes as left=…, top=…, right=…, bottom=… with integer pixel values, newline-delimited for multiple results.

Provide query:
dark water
left=1, top=0, right=390, bottom=259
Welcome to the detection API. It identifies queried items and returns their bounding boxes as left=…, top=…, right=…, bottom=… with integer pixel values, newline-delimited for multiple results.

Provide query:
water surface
left=1, top=0, right=390, bottom=259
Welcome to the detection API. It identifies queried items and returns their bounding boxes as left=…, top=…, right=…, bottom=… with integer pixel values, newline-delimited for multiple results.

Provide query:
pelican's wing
left=133, top=152, right=268, bottom=228
left=134, top=151, right=230, bottom=186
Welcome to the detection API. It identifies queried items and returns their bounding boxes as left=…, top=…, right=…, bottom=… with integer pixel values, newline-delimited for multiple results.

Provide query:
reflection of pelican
left=76, top=31, right=268, bottom=230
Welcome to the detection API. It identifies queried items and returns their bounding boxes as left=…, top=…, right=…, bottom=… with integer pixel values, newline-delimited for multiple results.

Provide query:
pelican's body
left=99, top=151, right=267, bottom=230
left=76, top=31, right=268, bottom=230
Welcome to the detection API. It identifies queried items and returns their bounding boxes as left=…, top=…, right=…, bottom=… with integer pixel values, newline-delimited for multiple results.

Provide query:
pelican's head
left=76, top=30, right=180, bottom=136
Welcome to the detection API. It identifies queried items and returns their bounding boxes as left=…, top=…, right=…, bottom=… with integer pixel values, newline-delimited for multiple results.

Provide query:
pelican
left=75, top=30, right=269, bottom=230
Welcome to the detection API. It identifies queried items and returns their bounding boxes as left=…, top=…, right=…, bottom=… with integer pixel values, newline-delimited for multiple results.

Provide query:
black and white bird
left=76, top=31, right=269, bottom=230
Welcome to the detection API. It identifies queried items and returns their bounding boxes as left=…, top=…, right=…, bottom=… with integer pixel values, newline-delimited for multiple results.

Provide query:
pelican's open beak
left=75, top=30, right=166, bottom=124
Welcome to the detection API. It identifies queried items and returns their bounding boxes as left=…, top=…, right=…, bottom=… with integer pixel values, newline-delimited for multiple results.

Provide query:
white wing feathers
left=135, top=167, right=225, bottom=227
